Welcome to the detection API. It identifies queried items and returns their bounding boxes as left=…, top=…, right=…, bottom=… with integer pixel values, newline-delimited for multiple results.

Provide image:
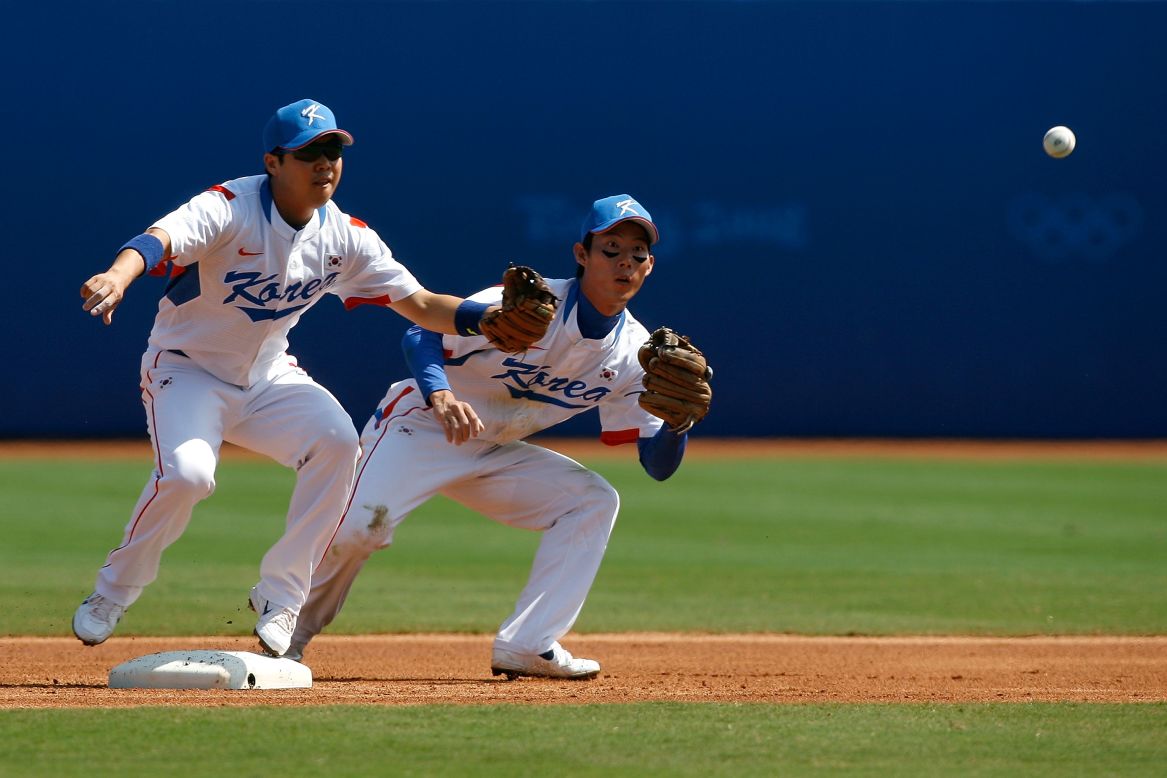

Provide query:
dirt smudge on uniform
left=364, top=504, right=392, bottom=545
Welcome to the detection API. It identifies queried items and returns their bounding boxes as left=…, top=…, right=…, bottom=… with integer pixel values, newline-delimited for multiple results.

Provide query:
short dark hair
left=265, top=150, right=286, bottom=178
left=575, top=233, right=595, bottom=278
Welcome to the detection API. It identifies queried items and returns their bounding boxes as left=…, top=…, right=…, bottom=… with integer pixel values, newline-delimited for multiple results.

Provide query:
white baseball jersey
left=291, top=276, right=667, bottom=658
left=148, top=174, right=422, bottom=388
left=379, top=277, right=665, bottom=445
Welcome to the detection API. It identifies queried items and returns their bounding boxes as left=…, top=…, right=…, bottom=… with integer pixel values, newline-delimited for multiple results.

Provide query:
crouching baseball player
left=287, top=195, right=713, bottom=678
left=73, top=99, right=551, bottom=657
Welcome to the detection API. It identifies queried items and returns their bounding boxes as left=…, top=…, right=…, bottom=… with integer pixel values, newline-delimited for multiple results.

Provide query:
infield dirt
left=3, top=634, right=1166, bottom=708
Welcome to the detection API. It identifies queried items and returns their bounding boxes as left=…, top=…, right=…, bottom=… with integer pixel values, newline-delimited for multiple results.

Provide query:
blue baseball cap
left=581, top=195, right=659, bottom=246
left=263, top=99, right=354, bottom=152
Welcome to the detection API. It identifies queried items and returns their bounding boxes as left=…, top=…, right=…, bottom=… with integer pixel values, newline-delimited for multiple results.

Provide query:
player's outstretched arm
left=393, top=290, right=500, bottom=336
left=81, top=228, right=172, bottom=326
left=396, top=266, right=557, bottom=352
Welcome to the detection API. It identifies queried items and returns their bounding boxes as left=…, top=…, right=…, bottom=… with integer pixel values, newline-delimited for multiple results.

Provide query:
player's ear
left=263, top=153, right=282, bottom=176
left=643, top=254, right=655, bottom=277
left=573, top=242, right=588, bottom=268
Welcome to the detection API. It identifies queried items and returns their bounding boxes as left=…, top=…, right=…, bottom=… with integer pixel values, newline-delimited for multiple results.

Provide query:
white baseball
left=1043, top=126, right=1076, bottom=158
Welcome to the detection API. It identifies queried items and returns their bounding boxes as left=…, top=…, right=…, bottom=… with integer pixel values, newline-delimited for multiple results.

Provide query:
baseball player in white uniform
left=287, top=195, right=693, bottom=678
left=73, top=99, right=518, bottom=657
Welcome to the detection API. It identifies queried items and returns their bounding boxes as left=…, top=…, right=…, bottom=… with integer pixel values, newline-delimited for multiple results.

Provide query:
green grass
left=1, top=703, right=1164, bottom=777
left=3, top=450, right=1165, bottom=776
left=1, top=453, right=1164, bottom=637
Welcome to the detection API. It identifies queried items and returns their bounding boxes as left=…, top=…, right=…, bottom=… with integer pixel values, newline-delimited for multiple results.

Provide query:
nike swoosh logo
left=262, top=602, right=273, bottom=615
left=238, top=248, right=263, bottom=256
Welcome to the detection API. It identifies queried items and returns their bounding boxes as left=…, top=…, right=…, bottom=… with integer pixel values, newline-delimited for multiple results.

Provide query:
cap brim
left=592, top=216, right=659, bottom=246
left=281, top=129, right=355, bottom=151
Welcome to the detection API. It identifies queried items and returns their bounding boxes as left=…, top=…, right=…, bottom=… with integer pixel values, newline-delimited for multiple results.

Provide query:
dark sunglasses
left=285, top=142, right=344, bottom=163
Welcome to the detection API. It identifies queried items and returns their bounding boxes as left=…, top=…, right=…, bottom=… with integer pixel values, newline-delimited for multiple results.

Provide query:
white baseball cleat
left=72, top=592, right=127, bottom=646
left=248, top=586, right=296, bottom=658
left=491, top=642, right=601, bottom=680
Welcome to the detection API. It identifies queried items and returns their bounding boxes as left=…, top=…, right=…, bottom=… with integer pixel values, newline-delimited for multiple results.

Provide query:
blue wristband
left=454, top=299, right=492, bottom=336
left=119, top=234, right=165, bottom=272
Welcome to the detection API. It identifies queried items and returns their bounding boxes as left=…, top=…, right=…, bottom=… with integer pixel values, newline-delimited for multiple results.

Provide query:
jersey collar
left=564, top=280, right=626, bottom=345
left=260, top=177, right=329, bottom=238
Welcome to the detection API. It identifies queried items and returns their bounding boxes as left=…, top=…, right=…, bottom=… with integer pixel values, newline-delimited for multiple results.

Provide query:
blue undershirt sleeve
left=402, top=325, right=451, bottom=404
left=637, top=426, right=687, bottom=481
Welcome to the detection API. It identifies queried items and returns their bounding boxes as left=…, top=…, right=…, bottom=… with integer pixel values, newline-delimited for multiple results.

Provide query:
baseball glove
left=638, top=327, right=713, bottom=434
left=478, top=265, right=558, bottom=353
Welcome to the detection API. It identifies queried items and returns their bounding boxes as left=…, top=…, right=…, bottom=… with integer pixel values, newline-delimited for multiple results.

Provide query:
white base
left=108, top=650, right=312, bottom=690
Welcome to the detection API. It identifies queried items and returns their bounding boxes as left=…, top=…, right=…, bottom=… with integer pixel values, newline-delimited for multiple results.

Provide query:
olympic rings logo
left=1007, top=192, right=1143, bottom=262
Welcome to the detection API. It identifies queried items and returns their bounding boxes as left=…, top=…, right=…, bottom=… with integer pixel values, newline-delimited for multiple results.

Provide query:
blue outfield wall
left=7, top=1, right=1166, bottom=438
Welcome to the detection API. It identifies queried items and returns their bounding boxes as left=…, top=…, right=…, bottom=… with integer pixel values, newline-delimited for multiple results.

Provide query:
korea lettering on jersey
left=146, top=175, right=421, bottom=387
left=381, top=279, right=665, bottom=445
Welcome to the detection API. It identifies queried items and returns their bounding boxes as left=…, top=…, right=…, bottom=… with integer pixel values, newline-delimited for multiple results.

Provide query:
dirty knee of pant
left=334, top=504, right=396, bottom=554
left=366, top=504, right=395, bottom=545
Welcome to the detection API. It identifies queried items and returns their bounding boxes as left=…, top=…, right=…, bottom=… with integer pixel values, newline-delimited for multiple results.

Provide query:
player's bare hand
left=429, top=390, right=484, bottom=445
left=81, top=271, right=131, bottom=326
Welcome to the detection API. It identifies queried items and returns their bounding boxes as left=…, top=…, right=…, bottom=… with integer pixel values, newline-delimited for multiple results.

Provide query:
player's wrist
left=428, top=388, right=455, bottom=406
left=416, top=364, right=452, bottom=404
left=107, top=255, right=144, bottom=285
left=454, top=300, right=492, bottom=336
left=118, top=233, right=166, bottom=274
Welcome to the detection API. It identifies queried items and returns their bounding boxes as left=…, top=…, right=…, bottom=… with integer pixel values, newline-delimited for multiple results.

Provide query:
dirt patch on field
left=2, top=634, right=1165, bottom=708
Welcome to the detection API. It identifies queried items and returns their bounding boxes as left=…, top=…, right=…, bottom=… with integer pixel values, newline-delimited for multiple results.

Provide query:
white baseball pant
left=91, top=349, right=359, bottom=613
left=291, top=388, right=620, bottom=656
